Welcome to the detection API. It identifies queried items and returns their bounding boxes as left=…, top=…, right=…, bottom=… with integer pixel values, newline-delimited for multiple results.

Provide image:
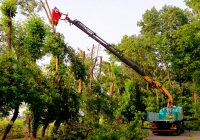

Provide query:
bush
left=87, top=112, right=149, bottom=140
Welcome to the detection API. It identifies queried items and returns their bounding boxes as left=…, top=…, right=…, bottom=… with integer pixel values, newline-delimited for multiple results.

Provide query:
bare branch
left=45, top=0, right=51, bottom=17
left=25, top=1, right=33, bottom=16
left=40, top=0, right=51, bottom=24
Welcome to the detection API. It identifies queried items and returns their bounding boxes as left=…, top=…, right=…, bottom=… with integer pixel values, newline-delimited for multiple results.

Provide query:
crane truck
left=51, top=8, right=200, bottom=135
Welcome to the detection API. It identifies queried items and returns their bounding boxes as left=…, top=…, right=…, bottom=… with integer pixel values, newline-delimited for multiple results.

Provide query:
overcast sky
left=37, top=0, right=188, bottom=64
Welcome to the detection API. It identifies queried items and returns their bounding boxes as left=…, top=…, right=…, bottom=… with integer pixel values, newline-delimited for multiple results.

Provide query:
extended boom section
left=67, top=18, right=173, bottom=106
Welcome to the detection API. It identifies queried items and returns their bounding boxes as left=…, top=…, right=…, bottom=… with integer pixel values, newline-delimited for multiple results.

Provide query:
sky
left=38, top=0, right=188, bottom=64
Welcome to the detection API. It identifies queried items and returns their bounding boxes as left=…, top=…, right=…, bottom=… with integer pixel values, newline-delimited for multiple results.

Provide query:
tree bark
left=56, top=55, right=59, bottom=72
left=41, top=122, right=48, bottom=137
left=40, top=0, right=51, bottom=24
left=89, top=45, right=98, bottom=90
left=90, top=57, right=97, bottom=90
left=194, top=92, right=197, bottom=105
left=1, top=105, right=19, bottom=140
left=78, top=50, right=85, bottom=93
left=53, top=120, right=60, bottom=133
left=32, top=113, right=39, bottom=138
left=7, top=8, right=12, bottom=51
left=110, top=82, right=114, bottom=97
left=108, top=64, right=114, bottom=96
left=98, top=56, right=102, bottom=78
left=45, top=0, right=51, bottom=16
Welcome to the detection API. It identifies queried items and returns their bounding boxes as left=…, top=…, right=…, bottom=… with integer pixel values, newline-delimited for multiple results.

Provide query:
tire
left=153, top=133, right=159, bottom=135
left=175, top=129, right=181, bottom=135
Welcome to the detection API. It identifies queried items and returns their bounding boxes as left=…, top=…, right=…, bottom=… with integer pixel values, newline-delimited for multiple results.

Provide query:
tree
left=0, top=49, right=49, bottom=139
left=171, top=19, right=200, bottom=115
left=0, top=0, right=17, bottom=50
left=184, top=0, right=200, bottom=16
left=137, top=5, right=191, bottom=107
left=18, top=0, right=42, bottom=16
left=24, top=15, right=47, bottom=62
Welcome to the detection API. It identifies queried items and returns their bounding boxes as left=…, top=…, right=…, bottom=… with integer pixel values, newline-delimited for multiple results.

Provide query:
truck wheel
left=181, top=129, right=184, bottom=133
left=175, top=129, right=181, bottom=135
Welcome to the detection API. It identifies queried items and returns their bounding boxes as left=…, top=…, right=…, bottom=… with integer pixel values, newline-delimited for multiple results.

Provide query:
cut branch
left=45, top=0, right=51, bottom=17
left=40, top=0, right=51, bottom=24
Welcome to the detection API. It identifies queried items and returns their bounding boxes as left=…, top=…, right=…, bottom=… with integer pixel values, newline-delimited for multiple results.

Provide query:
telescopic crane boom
left=67, top=18, right=173, bottom=107
left=53, top=10, right=173, bottom=108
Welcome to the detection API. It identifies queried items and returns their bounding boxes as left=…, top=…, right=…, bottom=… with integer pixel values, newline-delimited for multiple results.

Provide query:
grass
left=188, top=137, right=197, bottom=140
left=0, top=118, right=26, bottom=139
left=0, top=118, right=54, bottom=139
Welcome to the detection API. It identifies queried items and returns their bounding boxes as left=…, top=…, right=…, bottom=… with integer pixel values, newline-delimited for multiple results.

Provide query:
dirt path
left=143, top=131, right=200, bottom=140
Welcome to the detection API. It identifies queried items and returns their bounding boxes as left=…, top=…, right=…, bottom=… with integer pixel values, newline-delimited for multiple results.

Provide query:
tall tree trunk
left=108, top=64, right=114, bottom=96
left=78, top=78, right=83, bottom=93
left=7, top=8, right=12, bottom=50
left=98, top=56, right=102, bottom=78
left=7, top=17, right=12, bottom=50
left=53, top=120, right=60, bottom=133
left=1, top=105, right=19, bottom=140
left=32, top=113, right=39, bottom=138
left=193, top=80, right=197, bottom=105
left=78, top=50, right=85, bottom=93
left=89, top=45, right=98, bottom=90
left=90, top=57, right=97, bottom=90
left=90, top=45, right=94, bottom=59
left=56, top=55, right=59, bottom=72
left=156, top=89, right=159, bottom=111
left=110, top=82, right=114, bottom=97
left=194, top=92, right=197, bottom=105
left=40, top=0, right=52, bottom=24
left=118, top=88, right=121, bottom=95
left=41, top=122, right=48, bottom=137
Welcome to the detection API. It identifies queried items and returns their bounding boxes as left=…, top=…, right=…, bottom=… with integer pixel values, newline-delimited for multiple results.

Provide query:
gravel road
left=143, top=131, right=200, bottom=140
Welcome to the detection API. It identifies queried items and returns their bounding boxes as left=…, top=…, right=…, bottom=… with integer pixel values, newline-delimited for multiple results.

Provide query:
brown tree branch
left=40, top=0, right=51, bottom=24
left=45, top=0, right=51, bottom=17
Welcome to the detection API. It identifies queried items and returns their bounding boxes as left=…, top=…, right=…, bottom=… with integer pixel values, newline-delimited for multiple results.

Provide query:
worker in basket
left=51, top=6, right=68, bottom=26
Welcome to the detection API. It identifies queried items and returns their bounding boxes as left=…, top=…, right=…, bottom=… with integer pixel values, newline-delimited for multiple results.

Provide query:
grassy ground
left=0, top=118, right=53, bottom=139
left=0, top=118, right=27, bottom=139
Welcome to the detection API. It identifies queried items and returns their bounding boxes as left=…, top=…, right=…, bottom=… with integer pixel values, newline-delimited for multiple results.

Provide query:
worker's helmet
left=54, top=7, right=59, bottom=13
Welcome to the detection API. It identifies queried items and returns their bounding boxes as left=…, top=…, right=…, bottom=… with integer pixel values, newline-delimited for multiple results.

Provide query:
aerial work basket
left=51, top=6, right=68, bottom=26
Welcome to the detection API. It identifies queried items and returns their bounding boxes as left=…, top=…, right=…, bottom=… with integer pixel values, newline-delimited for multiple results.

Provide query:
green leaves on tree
left=0, top=0, right=17, bottom=18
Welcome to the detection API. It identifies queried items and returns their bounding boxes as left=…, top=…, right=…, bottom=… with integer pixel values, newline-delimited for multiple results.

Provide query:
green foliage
left=0, top=16, right=9, bottom=31
left=116, top=80, right=136, bottom=121
left=0, top=119, right=25, bottom=139
left=0, top=0, right=17, bottom=17
left=51, top=122, right=86, bottom=140
left=1, top=1, right=200, bottom=139
left=184, top=0, right=200, bottom=16
left=0, top=50, right=21, bottom=115
left=69, top=53, right=86, bottom=80
left=193, top=71, right=200, bottom=92
left=44, top=32, right=66, bottom=56
left=24, top=15, right=47, bottom=61
left=87, top=112, right=149, bottom=140
left=17, top=0, right=42, bottom=16
left=81, top=82, right=114, bottom=124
